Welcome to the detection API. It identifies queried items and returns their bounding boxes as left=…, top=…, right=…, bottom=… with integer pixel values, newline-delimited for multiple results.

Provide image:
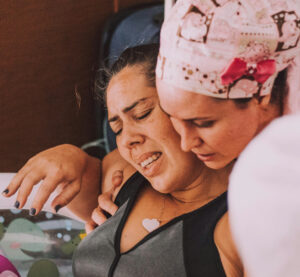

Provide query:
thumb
left=111, top=170, right=123, bottom=189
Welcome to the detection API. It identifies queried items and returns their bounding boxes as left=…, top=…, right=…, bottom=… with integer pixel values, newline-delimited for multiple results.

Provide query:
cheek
left=222, top=120, right=258, bottom=154
left=199, top=118, right=257, bottom=153
left=116, top=138, right=131, bottom=161
left=152, top=113, right=180, bottom=141
left=169, top=117, right=185, bottom=137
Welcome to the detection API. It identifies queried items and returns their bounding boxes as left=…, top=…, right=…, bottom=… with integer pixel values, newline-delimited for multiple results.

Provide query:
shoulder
left=214, top=212, right=244, bottom=277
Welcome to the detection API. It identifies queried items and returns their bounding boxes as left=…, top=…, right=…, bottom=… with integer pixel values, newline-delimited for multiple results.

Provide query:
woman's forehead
left=107, top=68, right=157, bottom=113
left=157, top=79, right=222, bottom=119
left=108, top=66, right=144, bottom=92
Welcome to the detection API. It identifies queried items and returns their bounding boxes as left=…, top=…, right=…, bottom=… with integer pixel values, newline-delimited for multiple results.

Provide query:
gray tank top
left=73, top=172, right=227, bottom=277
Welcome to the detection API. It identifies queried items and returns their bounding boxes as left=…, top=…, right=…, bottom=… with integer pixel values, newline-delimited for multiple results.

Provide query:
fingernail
left=14, top=201, right=20, bottom=209
left=55, top=205, right=62, bottom=213
left=2, top=189, right=9, bottom=195
left=29, top=208, right=36, bottom=216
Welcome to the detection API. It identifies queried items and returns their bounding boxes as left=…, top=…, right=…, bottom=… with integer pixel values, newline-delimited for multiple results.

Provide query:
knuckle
left=99, top=198, right=110, bottom=209
left=72, top=182, right=81, bottom=191
left=97, top=193, right=105, bottom=202
left=18, top=185, right=30, bottom=196
left=85, top=223, right=94, bottom=234
left=8, top=179, right=18, bottom=189
left=113, top=170, right=123, bottom=178
left=56, top=194, right=70, bottom=206
left=91, top=212, right=98, bottom=223
left=51, top=167, right=63, bottom=178
left=41, top=185, right=53, bottom=194
left=27, top=156, right=35, bottom=165
left=92, top=208, right=100, bottom=217
left=112, top=176, right=122, bottom=186
left=23, top=174, right=35, bottom=184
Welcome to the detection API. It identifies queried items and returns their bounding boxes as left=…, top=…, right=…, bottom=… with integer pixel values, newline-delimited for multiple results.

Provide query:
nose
left=119, top=125, right=145, bottom=149
left=170, top=117, right=202, bottom=152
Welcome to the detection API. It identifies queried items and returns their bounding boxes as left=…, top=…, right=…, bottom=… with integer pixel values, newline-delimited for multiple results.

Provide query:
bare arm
left=214, top=213, right=245, bottom=277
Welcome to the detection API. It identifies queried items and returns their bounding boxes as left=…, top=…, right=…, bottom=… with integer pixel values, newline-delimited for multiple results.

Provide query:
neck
left=169, top=161, right=234, bottom=205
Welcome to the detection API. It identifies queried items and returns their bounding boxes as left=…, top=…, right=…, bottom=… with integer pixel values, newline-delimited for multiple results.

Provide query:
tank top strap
left=115, top=171, right=146, bottom=207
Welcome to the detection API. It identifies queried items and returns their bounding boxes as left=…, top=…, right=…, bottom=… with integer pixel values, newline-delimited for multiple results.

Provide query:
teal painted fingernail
left=2, top=189, right=9, bottom=195
left=14, top=201, right=20, bottom=209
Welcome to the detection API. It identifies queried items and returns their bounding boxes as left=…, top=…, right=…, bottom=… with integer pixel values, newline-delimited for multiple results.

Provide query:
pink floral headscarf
left=156, top=0, right=300, bottom=111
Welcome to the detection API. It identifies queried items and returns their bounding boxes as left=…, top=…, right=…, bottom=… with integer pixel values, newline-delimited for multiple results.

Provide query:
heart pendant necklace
left=142, top=195, right=166, bottom=233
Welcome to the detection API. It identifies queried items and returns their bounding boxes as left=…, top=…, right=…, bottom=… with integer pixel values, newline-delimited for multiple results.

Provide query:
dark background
left=0, top=0, right=160, bottom=171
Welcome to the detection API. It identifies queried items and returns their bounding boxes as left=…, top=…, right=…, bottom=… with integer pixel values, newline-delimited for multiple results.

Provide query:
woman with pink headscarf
left=3, top=0, right=300, bottom=275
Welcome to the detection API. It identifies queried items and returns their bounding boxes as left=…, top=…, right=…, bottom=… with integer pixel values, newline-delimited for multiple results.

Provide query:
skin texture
left=103, top=65, right=241, bottom=276
left=3, top=144, right=101, bottom=221
left=156, top=78, right=280, bottom=170
left=107, top=65, right=205, bottom=194
left=3, top=64, right=244, bottom=276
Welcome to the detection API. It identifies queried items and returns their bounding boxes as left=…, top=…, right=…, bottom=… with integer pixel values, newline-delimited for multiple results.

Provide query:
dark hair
left=96, top=43, right=159, bottom=104
left=233, top=69, right=287, bottom=113
left=96, top=43, right=286, bottom=113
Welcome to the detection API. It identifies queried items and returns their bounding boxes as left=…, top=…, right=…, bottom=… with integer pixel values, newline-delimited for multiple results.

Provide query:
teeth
left=140, top=153, right=161, bottom=168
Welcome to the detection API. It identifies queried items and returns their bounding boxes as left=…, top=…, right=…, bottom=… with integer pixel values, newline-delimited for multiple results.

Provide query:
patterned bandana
left=156, top=0, right=300, bottom=99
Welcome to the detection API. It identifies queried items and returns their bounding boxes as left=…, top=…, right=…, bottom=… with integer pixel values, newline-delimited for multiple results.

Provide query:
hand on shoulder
left=86, top=149, right=136, bottom=233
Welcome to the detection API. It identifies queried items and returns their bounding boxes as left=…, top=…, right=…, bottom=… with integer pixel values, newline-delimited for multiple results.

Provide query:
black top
left=73, top=172, right=227, bottom=277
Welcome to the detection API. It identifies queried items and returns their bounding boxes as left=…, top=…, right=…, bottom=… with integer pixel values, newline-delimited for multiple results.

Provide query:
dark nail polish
left=55, top=205, right=62, bottom=213
left=2, top=189, right=9, bottom=195
left=14, top=201, right=20, bottom=209
left=29, top=208, right=36, bottom=216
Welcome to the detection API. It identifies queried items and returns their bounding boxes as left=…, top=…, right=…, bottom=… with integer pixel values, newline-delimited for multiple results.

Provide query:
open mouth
left=140, top=152, right=162, bottom=169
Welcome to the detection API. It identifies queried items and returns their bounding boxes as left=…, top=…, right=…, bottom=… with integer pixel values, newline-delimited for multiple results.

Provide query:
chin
left=150, top=178, right=173, bottom=194
left=203, top=160, right=229, bottom=170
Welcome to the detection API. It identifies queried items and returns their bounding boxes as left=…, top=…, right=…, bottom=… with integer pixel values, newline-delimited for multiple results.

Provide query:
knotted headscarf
left=156, top=0, right=300, bottom=108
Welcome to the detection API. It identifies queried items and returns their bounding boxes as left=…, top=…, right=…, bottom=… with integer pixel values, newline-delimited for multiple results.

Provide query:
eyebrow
left=158, top=102, right=211, bottom=121
left=108, top=97, right=150, bottom=123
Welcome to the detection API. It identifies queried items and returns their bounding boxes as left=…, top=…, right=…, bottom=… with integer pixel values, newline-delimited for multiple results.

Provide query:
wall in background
left=0, top=0, right=160, bottom=172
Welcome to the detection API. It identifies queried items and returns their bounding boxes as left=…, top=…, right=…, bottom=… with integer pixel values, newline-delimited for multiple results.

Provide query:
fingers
left=13, top=172, right=50, bottom=209
left=84, top=188, right=119, bottom=235
left=85, top=219, right=98, bottom=234
left=2, top=164, right=38, bottom=197
left=29, top=179, right=69, bottom=216
left=50, top=180, right=81, bottom=214
left=111, top=170, right=123, bottom=189
left=91, top=207, right=108, bottom=227
left=98, top=193, right=118, bottom=216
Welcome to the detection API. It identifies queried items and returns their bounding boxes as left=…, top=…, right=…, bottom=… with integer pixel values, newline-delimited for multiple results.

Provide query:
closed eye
left=135, top=109, right=153, bottom=120
left=111, top=108, right=154, bottom=136
left=192, top=120, right=215, bottom=128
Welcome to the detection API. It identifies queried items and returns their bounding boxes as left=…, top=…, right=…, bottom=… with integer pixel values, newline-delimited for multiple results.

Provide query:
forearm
left=66, top=155, right=101, bottom=222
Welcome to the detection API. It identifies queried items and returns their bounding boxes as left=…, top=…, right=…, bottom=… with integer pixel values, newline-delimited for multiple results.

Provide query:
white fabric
left=286, top=55, right=300, bottom=114
left=0, top=173, right=82, bottom=222
left=229, top=114, right=300, bottom=277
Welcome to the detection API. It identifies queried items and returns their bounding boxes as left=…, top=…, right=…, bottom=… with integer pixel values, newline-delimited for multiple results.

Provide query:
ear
left=258, top=94, right=272, bottom=109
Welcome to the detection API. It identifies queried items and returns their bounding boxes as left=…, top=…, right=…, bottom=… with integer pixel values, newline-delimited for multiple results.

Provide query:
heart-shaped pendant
left=142, top=218, right=160, bottom=232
